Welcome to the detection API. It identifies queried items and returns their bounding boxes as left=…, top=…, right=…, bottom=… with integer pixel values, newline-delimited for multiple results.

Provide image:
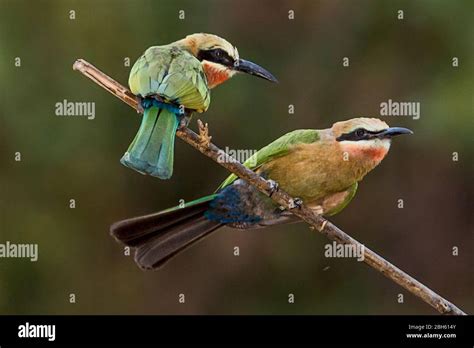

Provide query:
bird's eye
left=214, top=49, right=223, bottom=57
left=355, top=128, right=366, bottom=137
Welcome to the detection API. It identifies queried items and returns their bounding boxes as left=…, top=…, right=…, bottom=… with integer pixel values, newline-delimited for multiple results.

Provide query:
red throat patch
left=203, top=62, right=232, bottom=88
left=363, top=146, right=389, bottom=162
left=342, top=142, right=389, bottom=163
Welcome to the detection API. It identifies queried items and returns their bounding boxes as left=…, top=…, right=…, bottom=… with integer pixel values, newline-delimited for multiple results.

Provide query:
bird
left=121, top=33, right=278, bottom=180
left=111, top=118, right=413, bottom=270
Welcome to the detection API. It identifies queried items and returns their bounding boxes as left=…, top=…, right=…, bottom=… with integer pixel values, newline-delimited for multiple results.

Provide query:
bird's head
left=178, top=33, right=278, bottom=89
left=332, top=118, right=413, bottom=164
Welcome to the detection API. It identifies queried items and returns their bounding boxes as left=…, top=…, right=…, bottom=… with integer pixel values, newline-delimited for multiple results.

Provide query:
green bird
left=122, top=33, right=278, bottom=179
left=111, top=118, right=413, bottom=270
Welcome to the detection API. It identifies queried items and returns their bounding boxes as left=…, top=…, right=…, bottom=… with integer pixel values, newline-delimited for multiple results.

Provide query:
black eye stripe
left=355, top=128, right=365, bottom=136
left=197, top=48, right=234, bottom=66
left=336, top=128, right=382, bottom=142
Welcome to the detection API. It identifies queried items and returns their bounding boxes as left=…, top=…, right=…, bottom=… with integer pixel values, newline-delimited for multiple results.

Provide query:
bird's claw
left=136, top=97, right=145, bottom=113
left=267, top=179, right=279, bottom=197
left=179, top=115, right=191, bottom=129
left=197, top=119, right=212, bottom=148
left=288, top=197, right=303, bottom=209
left=179, top=117, right=187, bottom=129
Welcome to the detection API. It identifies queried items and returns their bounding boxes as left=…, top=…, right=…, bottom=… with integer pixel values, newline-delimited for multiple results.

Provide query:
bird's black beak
left=233, top=59, right=278, bottom=83
left=377, top=127, right=414, bottom=139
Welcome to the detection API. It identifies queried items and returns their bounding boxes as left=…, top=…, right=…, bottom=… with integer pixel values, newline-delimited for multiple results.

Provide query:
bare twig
left=73, top=58, right=467, bottom=315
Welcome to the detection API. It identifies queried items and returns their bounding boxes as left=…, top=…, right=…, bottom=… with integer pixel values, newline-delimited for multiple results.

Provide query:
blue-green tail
left=121, top=106, right=179, bottom=179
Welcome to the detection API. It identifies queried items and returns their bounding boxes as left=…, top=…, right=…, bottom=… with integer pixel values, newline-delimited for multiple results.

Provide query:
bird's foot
left=267, top=179, right=279, bottom=197
left=179, top=115, right=191, bottom=129
left=197, top=119, right=212, bottom=148
left=288, top=197, right=303, bottom=209
left=136, top=97, right=145, bottom=113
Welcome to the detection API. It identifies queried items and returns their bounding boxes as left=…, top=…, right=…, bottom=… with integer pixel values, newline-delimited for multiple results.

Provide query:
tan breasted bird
left=112, top=118, right=413, bottom=270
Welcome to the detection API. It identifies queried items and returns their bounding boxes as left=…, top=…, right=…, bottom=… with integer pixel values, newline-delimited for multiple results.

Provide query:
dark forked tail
left=110, top=195, right=222, bottom=270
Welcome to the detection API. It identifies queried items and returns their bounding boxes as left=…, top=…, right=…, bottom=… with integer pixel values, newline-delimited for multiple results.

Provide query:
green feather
left=217, top=129, right=320, bottom=190
left=128, top=45, right=210, bottom=112
left=325, top=182, right=358, bottom=216
left=120, top=107, right=179, bottom=179
left=160, top=194, right=218, bottom=214
left=124, top=44, right=212, bottom=180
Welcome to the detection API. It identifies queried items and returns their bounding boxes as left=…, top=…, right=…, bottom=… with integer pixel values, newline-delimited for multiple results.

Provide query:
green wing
left=129, top=45, right=210, bottom=112
left=325, top=182, right=358, bottom=216
left=217, top=129, right=320, bottom=191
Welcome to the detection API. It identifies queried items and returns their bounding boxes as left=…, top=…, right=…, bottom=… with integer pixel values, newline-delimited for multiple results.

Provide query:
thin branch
left=73, top=59, right=466, bottom=315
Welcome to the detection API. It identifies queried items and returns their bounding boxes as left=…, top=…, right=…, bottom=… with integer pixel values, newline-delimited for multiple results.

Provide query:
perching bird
left=122, top=33, right=277, bottom=179
left=111, top=118, right=412, bottom=270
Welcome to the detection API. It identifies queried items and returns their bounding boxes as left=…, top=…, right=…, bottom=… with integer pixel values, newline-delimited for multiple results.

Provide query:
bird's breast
left=259, top=142, right=372, bottom=203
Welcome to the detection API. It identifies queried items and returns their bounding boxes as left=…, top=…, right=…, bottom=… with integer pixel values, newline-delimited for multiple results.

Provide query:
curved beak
left=233, top=59, right=278, bottom=83
left=377, top=127, right=414, bottom=139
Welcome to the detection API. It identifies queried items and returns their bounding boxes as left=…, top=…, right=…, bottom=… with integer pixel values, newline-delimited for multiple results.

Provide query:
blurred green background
left=0, top=0, right=472, bottom=314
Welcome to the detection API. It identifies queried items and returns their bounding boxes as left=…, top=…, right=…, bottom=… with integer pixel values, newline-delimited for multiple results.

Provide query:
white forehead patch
left=361, top=124, right=386, bottom=132
left=205, top=34, right=238, bottom=59
left=215, top=41, right=238, bottom=60
left=355, top=118, right=389, bottom=132
left=233, top=46, right=240, bottom=61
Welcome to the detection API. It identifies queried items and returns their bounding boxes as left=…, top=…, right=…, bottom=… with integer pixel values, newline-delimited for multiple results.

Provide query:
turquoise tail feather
left=121, top=106, right=179, bottom=179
